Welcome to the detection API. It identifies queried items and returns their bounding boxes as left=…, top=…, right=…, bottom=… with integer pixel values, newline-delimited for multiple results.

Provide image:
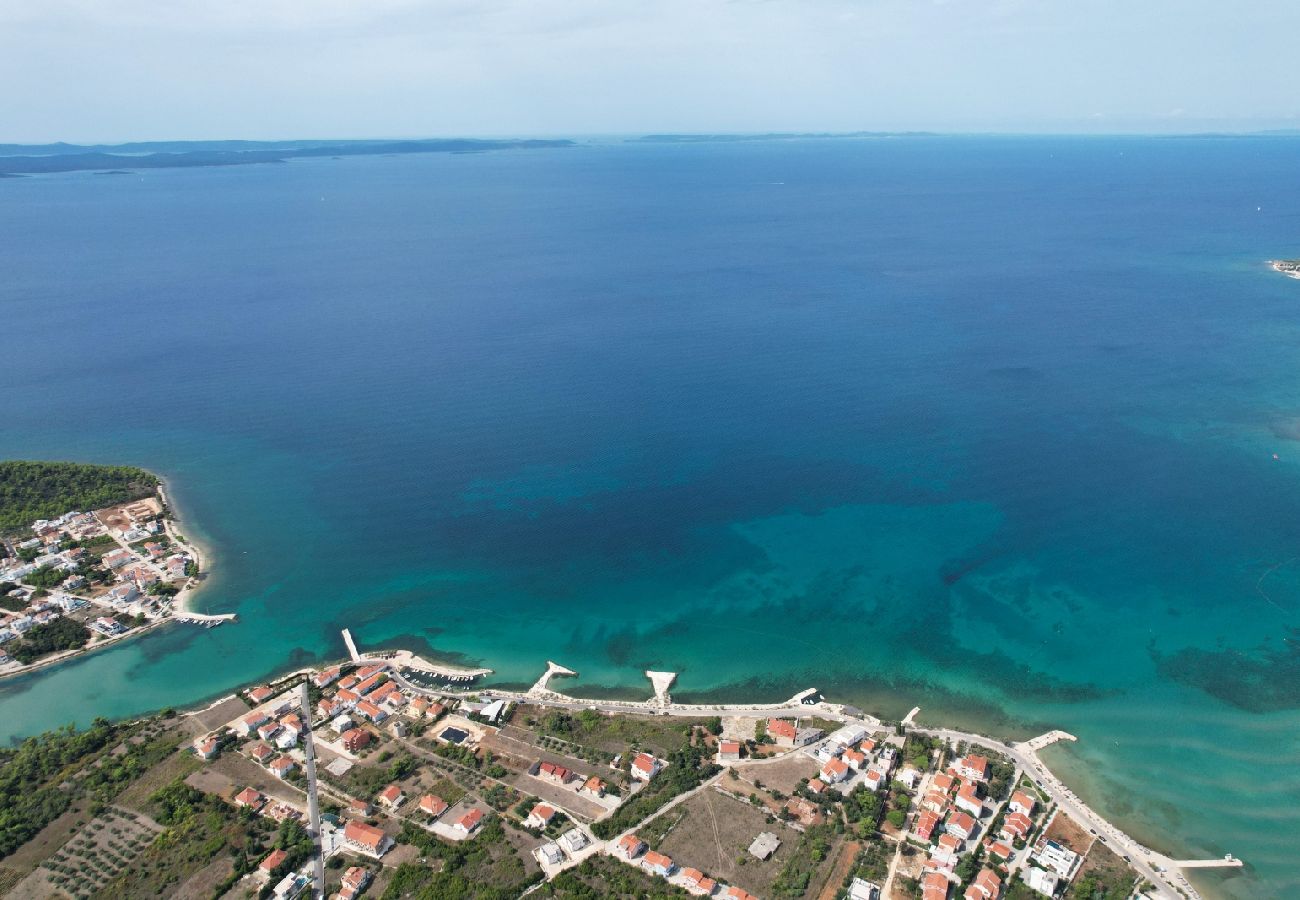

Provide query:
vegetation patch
left=537, top=855, right=692, bottom=898
left=0, top=461, right=158, bottom=533
left=590, top=744, right=720, bottom=840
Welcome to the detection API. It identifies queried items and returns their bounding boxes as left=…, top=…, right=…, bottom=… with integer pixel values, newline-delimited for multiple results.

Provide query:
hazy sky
left=3, top=0, right=1299, bottom=142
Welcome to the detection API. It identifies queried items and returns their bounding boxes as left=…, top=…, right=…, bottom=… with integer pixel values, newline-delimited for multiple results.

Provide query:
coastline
left=0, top=471, right=226, bottom=683
left=156, top=480, right=214, bottom=616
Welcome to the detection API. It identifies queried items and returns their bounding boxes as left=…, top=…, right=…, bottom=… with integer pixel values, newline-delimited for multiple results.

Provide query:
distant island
left=631, top=131, right=935, bottom=143
left=0, top=137, right=573, bottom=176
left=1270, top=258, right=1300, bottom=279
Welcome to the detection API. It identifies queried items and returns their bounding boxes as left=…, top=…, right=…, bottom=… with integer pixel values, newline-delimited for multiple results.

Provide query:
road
left=299, top=682, right=325, bottom=900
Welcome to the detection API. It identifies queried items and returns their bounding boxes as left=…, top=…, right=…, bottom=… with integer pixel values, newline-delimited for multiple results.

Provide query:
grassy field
left=517, top=705, right=707, bottom=756
left=114, top=750, right=204, bottom=811
left=1066, top=840, right=1140, bottom=900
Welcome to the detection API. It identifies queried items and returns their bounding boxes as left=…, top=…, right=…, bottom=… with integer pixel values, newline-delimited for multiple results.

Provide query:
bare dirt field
left=187, top=696, right=249, bottom=735
left=731, top=752, right=819, bottom=796
left=1042, top=811, right=1095, bottom=856
left=653, top=787, right=805, bottom=897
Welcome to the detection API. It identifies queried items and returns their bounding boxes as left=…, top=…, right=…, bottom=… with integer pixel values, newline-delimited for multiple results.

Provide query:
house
left=898, top=766, right=922, bottom=790
left=194, top=736, right=219, bottom=760
left=955, top=784, right=982, bottom=817
left=349, top=799, right=375, bottom=817
left=936, top=833, right=963, bottom=860
left=679, top=867, right=708, bottom=890
left=259, top=848, right=289, bottom=877
left=537, top=761, right=575, bottom=784
left=334, top=688, right=361, bottom=709
left=843, top=748, right=867, bottom=770
left=807, top=778, right=827, bottom=795
left=525, top=803, right=557, bottom=829
left=1033, top=840, right=1079, bottom=879
left=724, top=888, right=758, bottom=900
left=249, top=742, right=275, bottom=764
left=932, top=773, right=956, bottom=793
left=922, top=871, right=951, bottom=900
left=785, top=796, right=822, bottom=826
left=1000, top=812, right=1033, bottom=842
left=559, top=829, right=588, bottom=853
left=986, top=840, right=1014, bottom=861
left=377, top=784, right=405, bottom=809
left=342, top=728, right=372, bottom=753
left=631, top=752, right=663, bottom=781
left=863, top=768, right=886, bottom=791
left=354, top=672, right=387, bottom=696
left=827, top=724, right=868, bottom=750
left=641, top=850, right=675, bottom=877
left=342, top=820, right=391, bottom=857
left=239, top=712, right=271, bottom=737
left=245, top=684, right=274, bottom=703
left=915, top=810, right=941, bottom=841
left=235, top=787, right=266, bottom=810
left=317, top=698, right=341, bottom=720
left=269, top=755, right=296, bottom=778
left=617, top=835, right=647, bottom=859
left=276, top=720, right=301, bottom=749
left=1021, top=867, right=1059, bottom=898
left=963, top=868, right=1000, bottom=900
left=767, top=717, right=799, bottom=746
left=924, top=854, right=956, bottom=875
left=579, top=776, right=606, bottom=798
left=821, top=757, right=850, bottom=784
left=954, top=755, right=990, bottom=782
left=258, top=721, right=282, bottom=743
left=748, top=831, right=781, bottom=860
left=453, top=808, right=484, bottom=835
left=271, top=872, right=310, bottom=900
left=102, top=549, right=132, bottom=569
left=388, top=720, right=408, bottom=739
left=717, top=740, right=742, bottom=762
left=355, top=700, right=387, bottom=723
left=419, top=794, right=448, bottom=818
left=536, top=842, right=564, bottom=865
left=946, top=811, right=977, bottom=841
left=848, top=877, right=882, bottom=900
left=1008, top=791, right=1037, bottom=817
left=339, top=866, right=372, bottom=900
left=92, top=616, right=126, bottom=636
left=312, top=666, right=342, bottom=689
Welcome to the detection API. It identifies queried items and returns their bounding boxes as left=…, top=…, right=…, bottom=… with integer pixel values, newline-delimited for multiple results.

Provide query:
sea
left=1, top=135, right=1297, bottom=897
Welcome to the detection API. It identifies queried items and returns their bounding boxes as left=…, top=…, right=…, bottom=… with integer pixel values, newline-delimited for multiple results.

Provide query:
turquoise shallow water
left=1, top=136, right=1299, bottom=896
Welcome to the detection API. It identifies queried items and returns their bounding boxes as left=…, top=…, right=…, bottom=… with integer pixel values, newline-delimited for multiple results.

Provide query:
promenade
left=340, top=631, right=1244, bottom=900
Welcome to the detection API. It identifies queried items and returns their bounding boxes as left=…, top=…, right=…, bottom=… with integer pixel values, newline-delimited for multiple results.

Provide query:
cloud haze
left=2, top=0, right=1298, bottom=141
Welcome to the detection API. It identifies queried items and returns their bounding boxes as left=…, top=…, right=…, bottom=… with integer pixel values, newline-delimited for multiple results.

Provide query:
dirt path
left=817, top=838, right=860, bottom=900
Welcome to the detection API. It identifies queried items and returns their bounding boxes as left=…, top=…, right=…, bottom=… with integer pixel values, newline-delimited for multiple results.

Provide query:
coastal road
left=298, top=682, right=325, bottom=900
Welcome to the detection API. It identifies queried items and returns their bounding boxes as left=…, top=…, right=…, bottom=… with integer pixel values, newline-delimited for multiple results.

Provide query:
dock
left=645, top=670, right=676, bottom=707
left=530, top=661, right=577, bottom=697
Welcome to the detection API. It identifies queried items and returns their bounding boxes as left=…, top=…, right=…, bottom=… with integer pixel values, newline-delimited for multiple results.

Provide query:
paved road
left=299, top=682, right=325, bottom=900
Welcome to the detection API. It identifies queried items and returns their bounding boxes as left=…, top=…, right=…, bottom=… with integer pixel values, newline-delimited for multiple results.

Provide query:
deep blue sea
left=1, top=136, right=1298, bottom=897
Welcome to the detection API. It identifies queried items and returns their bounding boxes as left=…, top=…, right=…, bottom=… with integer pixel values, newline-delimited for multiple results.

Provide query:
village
left=0, top=494, right=213, bottom=675
left=121, top=644, right=1183, bottom=900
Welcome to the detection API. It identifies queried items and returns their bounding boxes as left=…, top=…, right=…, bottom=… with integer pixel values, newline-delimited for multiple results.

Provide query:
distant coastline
left=0, top=137, right=573, bottom=176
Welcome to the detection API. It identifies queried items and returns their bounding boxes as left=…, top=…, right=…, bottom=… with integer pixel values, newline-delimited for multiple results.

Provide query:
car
left=1089, top=829, right=1097, bottom=834
left=1123, top=855, right=1131, bottom=862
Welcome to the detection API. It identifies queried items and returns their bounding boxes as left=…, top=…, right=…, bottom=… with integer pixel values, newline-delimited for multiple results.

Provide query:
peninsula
left=0, top=460, right=228, bottom=677
left=0, top=635, right=1242, bottom=900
